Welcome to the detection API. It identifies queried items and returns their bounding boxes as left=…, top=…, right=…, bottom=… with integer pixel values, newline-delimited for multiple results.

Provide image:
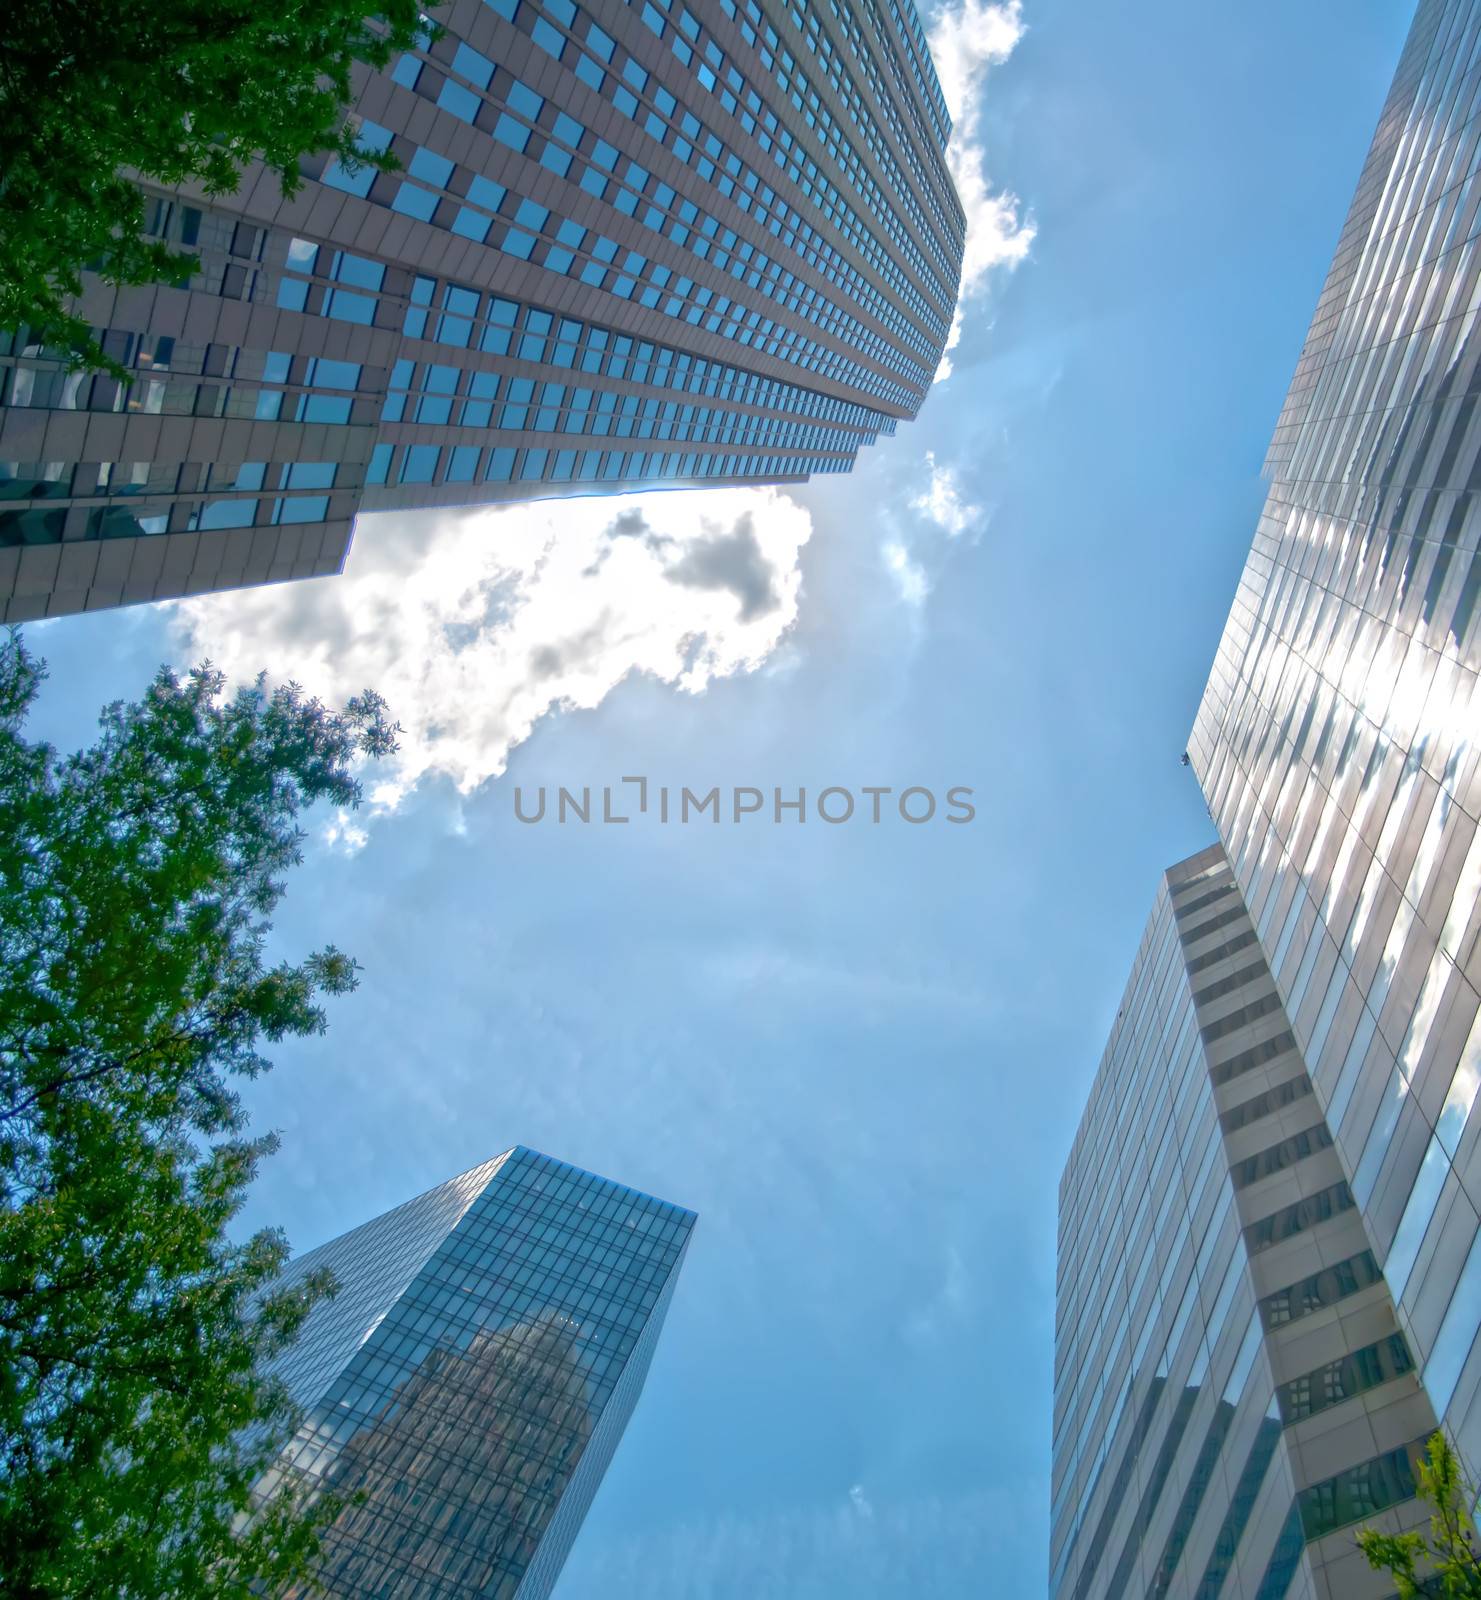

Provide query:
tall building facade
left=251, top=1145, right=695, bottom=1598
left=1058, top=1, right=1481, bottom=1594
left=0, top=0, right=964, bottom=619
left=1189, top=0, right=1481, bottom=1498
left=1054, top=849, right=1437, bottom=1600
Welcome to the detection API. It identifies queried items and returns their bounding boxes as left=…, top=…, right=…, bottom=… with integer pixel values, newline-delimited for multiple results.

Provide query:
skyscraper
left=1057, top=1, right=1481, bottom=1594
left=252, top=1145, right=695, bottom=1599
left=0, top=0, right=964, bottom=620
left=1054, top=849, right=1437, bottom=1600
left=1189, top=0, right=1481, bottom=1497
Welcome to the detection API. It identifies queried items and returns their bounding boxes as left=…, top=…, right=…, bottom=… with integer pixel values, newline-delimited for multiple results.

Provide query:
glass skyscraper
left=251, top=1145, right=695, bottom=1598
left=0, top=0, right=963, bottom=620
left=1057, top=1, right=1481, bottom=1594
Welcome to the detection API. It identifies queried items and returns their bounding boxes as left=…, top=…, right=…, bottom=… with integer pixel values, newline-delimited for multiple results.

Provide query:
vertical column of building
left=1052, top=845, right=1449, bottom=1600
left=1189, top=0, right=1481, bottom=1484
left=1166, top=852, right=1436, bottom=1600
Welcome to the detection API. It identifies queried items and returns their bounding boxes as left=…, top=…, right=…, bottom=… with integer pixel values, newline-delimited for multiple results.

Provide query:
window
left=1260, top=1251, right=1381, bottom=1329
left=452, top=42, right=494, bottom=87
left=192, top=499, right=257, bottom=530
left=307, top=358, right=361, bottom=389
left=1230, top=1123, right=1333, bottom=1190
left=438, top=81, right=481, bottom=121
left=531, top=17, right=565, bottom=57
left=399, top=446, right=439, bottom=484
left=274, top=495, right=330, bottom=524
left=296, top=393, right=352, bottom=423
left=1277, top=1336, right=1413, bottom=1425
left=468, top=175, right=506, bottom=212
left=393, top=183, right=439, bottom=221
left=453, top=209, right=491, bottom=242
left=321, top=120, right=392, bottom=197
left=514, top=198, right=549, bottom=232
left=324, top=288, right=376, bottom=324
left=494, top=116, right=530, bottom=153
left=1244, top=1182, right=1354, bottom=1255
left=1297, top=1447, right=1417, bottom=1540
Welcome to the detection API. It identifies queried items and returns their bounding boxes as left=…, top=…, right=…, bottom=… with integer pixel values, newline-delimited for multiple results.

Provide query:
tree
left=0, top=628, right=397, bottom=1596
left=1358, top=1431, right=1481, bottom=1599
left=0, top=0, right=432, bottom=372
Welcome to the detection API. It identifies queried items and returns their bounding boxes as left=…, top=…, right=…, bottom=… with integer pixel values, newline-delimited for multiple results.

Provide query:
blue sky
left=25, top=2, right=1416, bottom=1593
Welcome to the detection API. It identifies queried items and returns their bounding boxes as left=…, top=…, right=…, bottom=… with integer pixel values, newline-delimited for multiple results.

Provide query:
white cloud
left=878, top=450, right=985, bottom=608
left=882, top=541, right=929, bottom=607
left=849, top=1484, right=875, bottom=1519
left=322, top=809, right=369, bottom=855
left=928, top=0, right=1035, bottom=379
left=169, top=488, right=811, bottom=808
left=911, top=452, right=981, bottom=538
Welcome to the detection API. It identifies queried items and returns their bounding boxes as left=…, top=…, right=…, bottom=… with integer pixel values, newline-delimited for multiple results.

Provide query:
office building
left=1189, top=0, right=1481, bottom=1496
left=0, top=0, right=964, bottom=619
left=1057, top=1, right=1481, bottom=1594
left=1053, top=849, right=1437, bottom=1600
left=252, top=1145, right=695, bottom=1598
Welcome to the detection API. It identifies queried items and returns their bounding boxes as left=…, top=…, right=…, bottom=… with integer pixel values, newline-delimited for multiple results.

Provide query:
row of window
left=1179, top=902, right=1248, bottom=950
left=1191, top=958, right=1272, bottom=1009
left=1200, top=989, right=1283, bottom=1045
left=1230, top=1121, right=1333, bottom=1191
left=1276, top=1333, right=1414, bottom=1426
left=1244, top=1179, right=1354, bottom=1255
left=385, top=302, right=881, bottom=426
left=0, top=457, right=337, bottom=500
left=384, top=371, right=862, bottom=452
left=1209, top=1029, right=1296, bottom=1090
left=1185, top=928, right=1260, bottom=978
left=1260, top=1248, right=1382, bottom=1330
left=1296, top=1442, right=1419, bottom=1541
left=1175, top=881, right=1237, bottom=920
left=455, top=1220, right=674, bottom=1279
left=0, top=355, right=365, bottom=427
left=0, top=492, right=331, bottom=548
left=1220, top=1072, right=1312, bottom=1138
left=366, top=436, right=835, bottom=491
